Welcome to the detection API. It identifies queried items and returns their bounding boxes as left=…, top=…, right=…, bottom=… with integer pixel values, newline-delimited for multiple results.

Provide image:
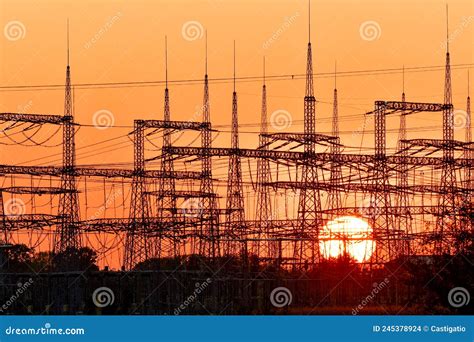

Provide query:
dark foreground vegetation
left=0, top=232, right=472, bottom=315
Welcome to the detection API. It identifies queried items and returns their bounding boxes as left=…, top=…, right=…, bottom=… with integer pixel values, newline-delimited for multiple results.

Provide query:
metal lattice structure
left=0, top=4, right=472, bottom=274
left=225, top=42, right=246, bottom=256
left=55, top=62, right=81, bottom=255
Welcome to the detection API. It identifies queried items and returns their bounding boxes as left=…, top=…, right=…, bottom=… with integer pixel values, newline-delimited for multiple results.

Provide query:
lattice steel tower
left=56, top=24, right=81, bottom=254
left=371, top=101, right=396, bottom=262
left=328, top=62, right=342, bottom=215
left=125, top=119, right=151, bottom=269
left=295, top=0, right=322, bottom=265
left=396, top=66, right=412, bottom=254
left=158, top=37, right=178, bottom=257
left=199, top=34, right=219, bottom=257
left=464, top=72, right=472, bottom=192
left=435, top=7, right=458, bottom=254
left=225, top=41, right=246, bottom=256
left=255, top=57, right=274, bottom=258
left=463, top=72, right=472, bottom=235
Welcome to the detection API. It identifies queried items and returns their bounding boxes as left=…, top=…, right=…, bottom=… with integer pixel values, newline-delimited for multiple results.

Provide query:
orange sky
left=0, top=0, right=472, bottom=266
left=1, top=0, right=472, bottom=162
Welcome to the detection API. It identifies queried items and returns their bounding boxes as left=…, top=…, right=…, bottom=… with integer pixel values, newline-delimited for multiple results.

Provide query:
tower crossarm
left=0, top=214, right=63, bottom=230
left=399, top=139, right=472, bottom=150
left=0, top=165, right=202, bottom=179
left=0, top=165, right=63, bottom=176
left=80, top=216, right=213, bottom=233
left=264, top=181, right=473, bottom=195
left=260, top=132, right=339, bottom=146
left=137, top=119, right=212, bottom=131
left=165, top=146, right=472, bottom=167
left=0, top=112, right=70, bottom=124
left=0, top=186, right=78, bottom=194
left=368, top=101, right=450, bottom=114
left=319, top=205, right=453, bottom=216
left=146, top=190, right=218, bottom=198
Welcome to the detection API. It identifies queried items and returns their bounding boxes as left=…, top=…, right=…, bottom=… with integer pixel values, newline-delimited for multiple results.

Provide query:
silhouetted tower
left=464, top=72, right=472, bottom=236
left=158, top=37, right=178, bottom=257
left=372, top=101, right=396, bottom=262
left=0, top=192, right=5, bottom=242
left=296, top=1, right=322, bottom=265
left=435, top=7, right=458, bottom=254
left=464, top=72, right=472, bottom=191
left=328, top=62, right=342, bottom=215
left=225, top=41, right=246, bottom=256
left=125, top=119, right=151, bottom=270
left=199, top=33, right=220, bottom=257
left=396, top=66, right=412, bottom=254
left=56, top=22, right=81, bottom=255
left=255, top=57, right=274, bottom=258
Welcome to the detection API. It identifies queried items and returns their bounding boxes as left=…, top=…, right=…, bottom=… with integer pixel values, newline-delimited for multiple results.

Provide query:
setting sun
left=319, top=216, right=375, bottom=262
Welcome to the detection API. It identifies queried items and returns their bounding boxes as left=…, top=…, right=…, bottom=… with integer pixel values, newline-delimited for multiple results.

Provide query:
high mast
left=200, top=31, right=219, bottom=257
left=225, top=41, right=246, bottom=256
left=296, top=0, right=323, bottom=266
left=56, top=19, right=81, bottom=262
left=255, top=57, right=273, bottom=258
left=435, top=5, right=458, bottom=255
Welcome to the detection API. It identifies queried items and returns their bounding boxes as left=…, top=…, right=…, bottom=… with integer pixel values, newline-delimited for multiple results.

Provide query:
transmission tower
left=463, top=72, right=473, bottom=236
left=396, top=66, right=412, bottom=254
left=0, top=192, right=7, bottom=243
left=225, top=41, right=246, bottom=256
left=199, top=33, right=220, bottom=258
left=295, top=1, right=322, bottom=266
left=370, top=100, right=397, bottom=262
left=56, top=24, right=81, bottom=255
left=328, top=62, right=343, bottom=216
left=125, top=120, right=151, bottom=270
left=255, top=57, right=274, bottom=259
left=157, top=37, right=178, bottom=257
left=435, top=7, right=458, bottom=254
left=464, top=72, right=472, bottom=191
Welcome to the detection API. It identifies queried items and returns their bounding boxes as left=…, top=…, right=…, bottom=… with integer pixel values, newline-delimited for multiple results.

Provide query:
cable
left=0, top=63, right=472, bottom=92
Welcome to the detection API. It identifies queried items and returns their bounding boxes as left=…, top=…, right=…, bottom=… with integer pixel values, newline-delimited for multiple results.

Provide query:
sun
left=319, top=216, right=375, bottom=262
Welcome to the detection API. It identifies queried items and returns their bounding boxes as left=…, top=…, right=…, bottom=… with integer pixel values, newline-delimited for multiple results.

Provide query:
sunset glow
left=319, top=216, right=375, bottom=262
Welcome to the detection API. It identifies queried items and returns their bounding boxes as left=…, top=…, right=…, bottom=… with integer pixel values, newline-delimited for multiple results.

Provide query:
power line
left=0, top=63, right=472, bottom=92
